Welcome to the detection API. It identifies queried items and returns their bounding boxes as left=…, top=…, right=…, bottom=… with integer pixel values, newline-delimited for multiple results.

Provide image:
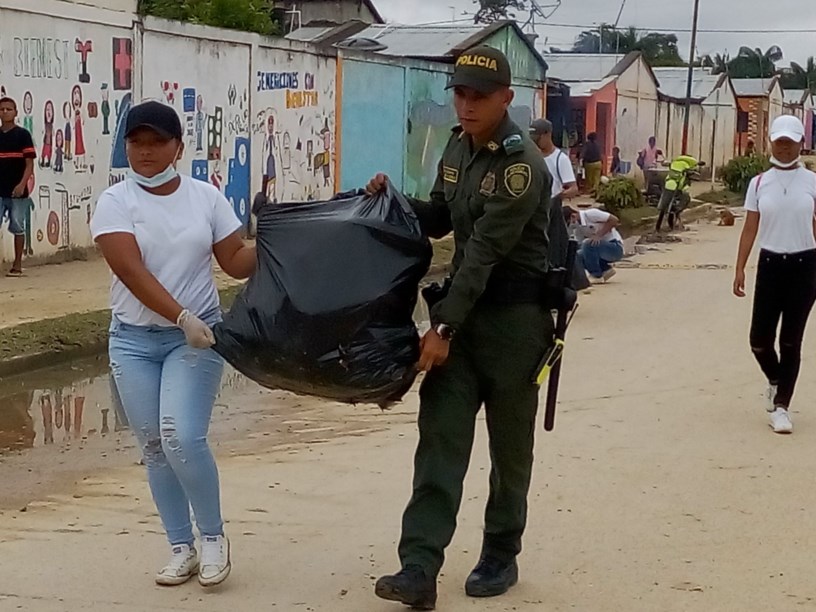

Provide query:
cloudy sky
left=374, top=0, right=816, bottom=66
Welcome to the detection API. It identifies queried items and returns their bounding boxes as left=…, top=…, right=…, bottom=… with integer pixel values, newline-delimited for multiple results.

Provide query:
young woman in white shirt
left=90, top=101, right=256, bottom=586
left=734, top=115, right=816, bottom=434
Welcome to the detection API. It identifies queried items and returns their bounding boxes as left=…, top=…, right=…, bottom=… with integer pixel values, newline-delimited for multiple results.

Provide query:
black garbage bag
left=213, top=187, right=433, bottom=406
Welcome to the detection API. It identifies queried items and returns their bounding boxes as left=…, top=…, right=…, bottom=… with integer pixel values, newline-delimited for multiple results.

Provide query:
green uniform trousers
left=399, top=301, right=555, bottom=577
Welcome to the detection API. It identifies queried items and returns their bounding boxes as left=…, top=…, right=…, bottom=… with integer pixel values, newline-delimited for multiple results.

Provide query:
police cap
left=447, top=46, right=512, bottom=94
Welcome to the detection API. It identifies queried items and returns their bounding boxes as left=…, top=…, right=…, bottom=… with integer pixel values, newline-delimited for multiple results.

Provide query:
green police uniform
left=398, top=108, right=555, bottom=576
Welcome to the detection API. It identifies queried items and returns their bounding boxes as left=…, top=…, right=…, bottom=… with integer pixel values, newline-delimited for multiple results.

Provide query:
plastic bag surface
left=214, top=188, right=433, bottom=405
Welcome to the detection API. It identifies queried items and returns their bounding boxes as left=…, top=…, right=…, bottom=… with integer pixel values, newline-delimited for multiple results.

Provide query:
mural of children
left=262, top=113, right=279, bottom=203
left=72, top=85, right=86, bottom=168
left=101, top=83, right=111, bottom=135
left=195, top=94, right=205, bottom=152
left=63, top=102, right=72, bottom=161
left=320, top=120, right=332, bottom=188
left=53, top=129, right=64, bottom=173
left=210, top=160, right=223, bottom=191
left=22, top=92, right=34, bottom=134
left=40, top=101, right=54, bottom=168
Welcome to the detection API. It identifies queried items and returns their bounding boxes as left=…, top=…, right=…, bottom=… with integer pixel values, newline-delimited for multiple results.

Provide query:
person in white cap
left=733, top=114, right=816, bottom=434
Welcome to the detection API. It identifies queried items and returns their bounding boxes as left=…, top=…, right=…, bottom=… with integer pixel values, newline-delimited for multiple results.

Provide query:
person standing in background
left=0, top=96, right=36, bottom=277
left=530, top=118, right=578, bottom=204
left=581, top=132, right=603, bottom=196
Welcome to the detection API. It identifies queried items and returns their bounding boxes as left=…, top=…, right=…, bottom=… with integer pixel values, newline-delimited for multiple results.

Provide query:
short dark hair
left=0, top=97, right=17, bottom=109
left=587, top=132, right=597, bottom=142
left=563, top=206, right=579, bottom=223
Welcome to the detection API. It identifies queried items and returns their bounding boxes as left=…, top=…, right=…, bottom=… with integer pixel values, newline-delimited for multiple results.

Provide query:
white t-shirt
left=579, top=208, right=623, bottom=243
left=543, top=149, right=576, bottom=198
left=90, top=176, right=242, bottom=327
left=744, top=167, right=816, bottom=254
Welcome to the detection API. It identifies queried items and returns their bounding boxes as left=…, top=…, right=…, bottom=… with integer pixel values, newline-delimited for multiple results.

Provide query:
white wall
left=251, top=46, right=336, bottom=203
left=658, top=80, right=737, bottom=172
left=0, top=5, right=135, bottom=261
left=615, top=57, right=659, bottom=164
left=58, top=0, right=137, bottom=12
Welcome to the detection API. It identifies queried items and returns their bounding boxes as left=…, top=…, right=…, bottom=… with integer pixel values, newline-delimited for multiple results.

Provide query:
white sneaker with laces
left=199, top=535, right=231, bottom=587
left=769, top=408, right=793, bottom=434
left=156, top=544, right=198, bottom=586
left=602, top=268, right=617, bottom=282
left=766, top=385, right=778, bottom=413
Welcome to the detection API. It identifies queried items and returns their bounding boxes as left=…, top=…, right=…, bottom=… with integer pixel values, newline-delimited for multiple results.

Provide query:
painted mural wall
left=141, top=31, right=253, bottom=227
left=251, top=46, right=336, bottom=204
left=0, top=9, right=134, bottom=261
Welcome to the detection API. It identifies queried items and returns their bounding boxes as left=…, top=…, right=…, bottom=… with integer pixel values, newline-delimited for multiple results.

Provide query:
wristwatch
left=434, top=324, right=455, bottom=341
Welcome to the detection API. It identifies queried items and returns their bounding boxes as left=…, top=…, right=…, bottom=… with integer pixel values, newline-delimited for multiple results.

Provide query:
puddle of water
left=0, top=355, right=254, bottom=455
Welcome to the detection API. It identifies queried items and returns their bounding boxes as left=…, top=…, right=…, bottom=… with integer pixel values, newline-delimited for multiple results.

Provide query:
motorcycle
left=655, top=156, right=706, bottom=232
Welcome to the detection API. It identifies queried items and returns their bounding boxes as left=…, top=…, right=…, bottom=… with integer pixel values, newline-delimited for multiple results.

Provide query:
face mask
left=770, top=155, right=801, bottom=169
left=128, top=146, right=182, bottom=188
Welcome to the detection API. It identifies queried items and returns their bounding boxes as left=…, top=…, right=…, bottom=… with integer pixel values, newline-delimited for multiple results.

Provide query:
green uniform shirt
left=409, top=114, right=553, bottom=330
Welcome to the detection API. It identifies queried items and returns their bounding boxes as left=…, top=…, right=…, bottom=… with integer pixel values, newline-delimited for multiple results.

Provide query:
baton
left=543, top=240, right=579, bottom=432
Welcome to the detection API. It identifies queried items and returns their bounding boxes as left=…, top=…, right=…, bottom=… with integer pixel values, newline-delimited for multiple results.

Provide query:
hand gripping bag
left=213, top=188, right=433, bottom=406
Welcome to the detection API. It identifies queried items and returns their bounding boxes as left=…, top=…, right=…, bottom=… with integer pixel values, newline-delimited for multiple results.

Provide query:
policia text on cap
left=366, top=46, right=555, bottom=609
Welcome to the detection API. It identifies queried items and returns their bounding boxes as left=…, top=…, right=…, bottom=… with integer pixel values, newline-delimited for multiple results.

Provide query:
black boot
left=465, top=556, right=519, bottom=598
left=375, top=565, right=437, bottom=610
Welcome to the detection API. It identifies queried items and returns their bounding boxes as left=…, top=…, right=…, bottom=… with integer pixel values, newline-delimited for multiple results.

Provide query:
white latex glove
left=177, top=309, right=216, bottom=349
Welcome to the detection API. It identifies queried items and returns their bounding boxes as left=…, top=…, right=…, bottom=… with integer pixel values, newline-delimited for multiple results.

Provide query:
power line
left=536, top=22, right=816, bottom=34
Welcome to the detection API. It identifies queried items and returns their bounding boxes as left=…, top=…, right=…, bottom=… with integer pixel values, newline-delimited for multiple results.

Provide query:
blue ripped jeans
left=109, top=319, right=225, bottom=546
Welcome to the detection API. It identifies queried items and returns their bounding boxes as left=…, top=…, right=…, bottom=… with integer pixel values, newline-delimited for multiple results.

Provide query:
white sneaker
left=199, top=535, right=231, bottom=587
left=156, top=544, right=198, bottom=586
left=602, top=268, right=617, bottom=282
left=766, top=385, right=778, bottom=413
left=769, top=408, right=793, bottom=434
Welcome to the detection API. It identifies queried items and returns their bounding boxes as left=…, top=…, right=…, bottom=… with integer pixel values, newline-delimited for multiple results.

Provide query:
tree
left=725, top=46, right=783, bottom=79
left=473, top=0, right=529, bottom=24
left=571, top=25, right=685, bottom=67
left=701, top=53, right=730, bottom=75
left=779, top=57, right=816, bottom=93
left=138, top=0, right=279, bottom=36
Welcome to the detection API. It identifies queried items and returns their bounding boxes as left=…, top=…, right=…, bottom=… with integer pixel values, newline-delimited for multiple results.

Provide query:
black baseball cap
left=529, top=118, right=553, bottom=136
left=125, top=100, right=182, bottom=140
left=447, top=46, right=512, bottom=94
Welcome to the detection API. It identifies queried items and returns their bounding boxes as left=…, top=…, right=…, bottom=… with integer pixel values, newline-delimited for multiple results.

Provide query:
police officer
left=366, top=46, right=554, bottom=610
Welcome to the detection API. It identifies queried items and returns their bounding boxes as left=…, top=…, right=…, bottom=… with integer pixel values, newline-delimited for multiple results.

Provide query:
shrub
left=718, top=155, right=771, bottom=194
left=595, top=177, right=644, bottom=215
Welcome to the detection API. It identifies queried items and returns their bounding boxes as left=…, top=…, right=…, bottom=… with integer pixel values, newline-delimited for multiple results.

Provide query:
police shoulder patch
left=443, top=166, right=459, bottom=183
left=504, top=163, right=532, bottom=197
left=502, top=134, right=524, bottom=154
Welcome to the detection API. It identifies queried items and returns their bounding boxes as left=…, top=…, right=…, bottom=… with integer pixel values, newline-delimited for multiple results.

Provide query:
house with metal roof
left=542, top=52, right=659, bottom=175
left=272, top=0, right=385, bottom=32
left=731, top=77, right=785, bottom=154
left=324, top=20, right=549, bottom=198
left=653, top=67, right=738, bottom=170
left=782, top=89, right=815, bottom=150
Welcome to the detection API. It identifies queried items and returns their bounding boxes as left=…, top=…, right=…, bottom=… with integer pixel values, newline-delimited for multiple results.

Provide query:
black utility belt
left=481, top=276, right=557, bottom=306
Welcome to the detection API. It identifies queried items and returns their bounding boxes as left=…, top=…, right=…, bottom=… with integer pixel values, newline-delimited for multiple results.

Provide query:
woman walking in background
left=733, top=115, right=816, bottom=435
left=91, top=101, right=256, bottom=586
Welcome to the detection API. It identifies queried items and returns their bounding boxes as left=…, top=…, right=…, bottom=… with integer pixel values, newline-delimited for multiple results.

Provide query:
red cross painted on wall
left=112, top=38, right=132, bottom=91
left=75, top=39, right=93, bottom=84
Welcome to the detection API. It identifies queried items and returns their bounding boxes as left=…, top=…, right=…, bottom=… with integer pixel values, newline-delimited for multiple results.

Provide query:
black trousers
left=750, top=249, right=816, bottom=408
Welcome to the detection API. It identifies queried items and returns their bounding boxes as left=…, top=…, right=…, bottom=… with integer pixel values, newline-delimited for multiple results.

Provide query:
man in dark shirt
left=581, top=132, right=603, bottom=196
left=0, top=97, right=36, bottom=276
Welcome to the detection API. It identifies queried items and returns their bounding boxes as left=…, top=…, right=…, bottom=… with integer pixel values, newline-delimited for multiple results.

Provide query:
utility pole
left=681, top=0, right=701, bottom=154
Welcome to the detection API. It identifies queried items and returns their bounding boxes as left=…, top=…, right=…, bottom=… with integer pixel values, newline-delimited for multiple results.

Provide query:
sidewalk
left=0, top=256, right=240, bottom=330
